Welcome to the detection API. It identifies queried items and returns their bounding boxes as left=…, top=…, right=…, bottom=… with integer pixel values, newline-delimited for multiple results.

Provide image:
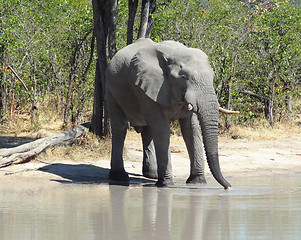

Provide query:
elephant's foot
left=186, top=174, right=207, bottom=184
left=109, top=169, right=129, bottom=182
left=142, top=167, right=158, bottom=179
left=143, top=170, right=158, bottom=179
left=155, top=178, right=174, bottom=187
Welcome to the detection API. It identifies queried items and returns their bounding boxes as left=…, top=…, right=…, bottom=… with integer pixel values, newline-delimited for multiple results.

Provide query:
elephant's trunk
left=196, top=98, right=231, bottom=190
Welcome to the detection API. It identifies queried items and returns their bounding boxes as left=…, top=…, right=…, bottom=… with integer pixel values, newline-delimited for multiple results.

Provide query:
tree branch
left=241, top=89, right=266, bottom=103
left=4, top=62, right=29, bottom=91
left=83, top=31, right=96, bottom=78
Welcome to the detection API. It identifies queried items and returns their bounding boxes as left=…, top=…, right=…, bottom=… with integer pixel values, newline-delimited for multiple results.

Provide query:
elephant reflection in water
left=106, top=186, right=230, bottom=240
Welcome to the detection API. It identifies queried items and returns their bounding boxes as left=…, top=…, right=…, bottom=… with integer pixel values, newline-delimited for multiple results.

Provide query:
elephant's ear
left=130, top=47, right=170, bottom=107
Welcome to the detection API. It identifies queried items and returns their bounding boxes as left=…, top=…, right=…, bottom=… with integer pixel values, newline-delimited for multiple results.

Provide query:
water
left=0, top=174, right=300, bottom=240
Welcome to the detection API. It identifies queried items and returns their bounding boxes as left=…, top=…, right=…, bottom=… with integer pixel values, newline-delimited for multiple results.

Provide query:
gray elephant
left=105, top=38, right=231, bottom=189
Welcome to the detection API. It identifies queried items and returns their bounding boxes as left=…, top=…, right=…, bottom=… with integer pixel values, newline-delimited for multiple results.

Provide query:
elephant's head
left=130, top=41, right=231, bottom=189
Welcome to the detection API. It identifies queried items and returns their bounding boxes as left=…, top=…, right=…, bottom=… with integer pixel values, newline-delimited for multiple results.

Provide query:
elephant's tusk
left=219, top=107, right=240, bottom=115
left=187, top=103, right=193, bottom=111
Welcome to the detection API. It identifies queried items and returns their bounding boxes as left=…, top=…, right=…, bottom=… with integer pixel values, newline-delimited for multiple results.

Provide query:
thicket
left=1, top=0, right=300, bottom=130
left=0, top=0, right=95, bottom=128
left=152, top=0, right=301, bottom=126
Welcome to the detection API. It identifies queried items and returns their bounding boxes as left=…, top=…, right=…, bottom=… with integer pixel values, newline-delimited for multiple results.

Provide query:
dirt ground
left=0, top=126, right=300, bottom=187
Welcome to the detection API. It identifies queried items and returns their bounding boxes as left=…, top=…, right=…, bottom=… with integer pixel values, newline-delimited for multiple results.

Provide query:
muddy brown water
left=0, top=174, right=300, bottom=240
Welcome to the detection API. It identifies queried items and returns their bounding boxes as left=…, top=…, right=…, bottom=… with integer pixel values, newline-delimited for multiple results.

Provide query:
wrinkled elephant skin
left=105, top=39, right=231, bottom=189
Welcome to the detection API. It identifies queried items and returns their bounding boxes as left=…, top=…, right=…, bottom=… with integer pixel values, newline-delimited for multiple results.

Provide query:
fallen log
left=0, top=123, right=90, bottom=168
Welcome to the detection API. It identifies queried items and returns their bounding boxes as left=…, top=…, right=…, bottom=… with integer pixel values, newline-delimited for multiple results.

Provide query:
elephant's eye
left=180, top=75, right=188, bottom=80
left=179, top=70, right=188, bottom=80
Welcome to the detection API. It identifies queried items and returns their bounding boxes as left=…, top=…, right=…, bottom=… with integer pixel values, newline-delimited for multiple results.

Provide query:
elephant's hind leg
left=137, top=91, right=173, bottom=187
left=141, top=126, right=158, bottom=179
left=107, top=93, right=129, bottom=182
left=147, top=119, right=173, bottom=187
left=179, top=114, right=207, bottom=184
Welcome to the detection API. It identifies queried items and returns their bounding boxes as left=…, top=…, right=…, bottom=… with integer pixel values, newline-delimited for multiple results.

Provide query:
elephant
left=105, top=38, right=231, bottom=189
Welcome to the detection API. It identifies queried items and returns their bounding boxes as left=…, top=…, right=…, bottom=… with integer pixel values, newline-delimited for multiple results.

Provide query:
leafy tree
left=152, top=0, right=300, bottom=126
left=1, top=0, right=300, bottom=132
left=0, top=0, right=94, bottom=127
left=238, top=1, right=301, bottom=125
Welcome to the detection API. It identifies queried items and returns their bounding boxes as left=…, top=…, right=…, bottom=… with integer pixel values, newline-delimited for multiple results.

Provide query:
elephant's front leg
left=151, top=122, right=173, bottom=187
left=179, top=113, right=207, bottom=184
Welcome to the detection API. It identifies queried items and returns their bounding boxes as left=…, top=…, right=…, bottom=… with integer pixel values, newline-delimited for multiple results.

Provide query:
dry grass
left=37, top=132, right=111, bottom=163
left=224, top=119, right=301, bottom=141
left=0, top=111, right=64, bottom=137
left=1, top=106, right=300, bottom=163
left=0, top=110, right=111, bottom=162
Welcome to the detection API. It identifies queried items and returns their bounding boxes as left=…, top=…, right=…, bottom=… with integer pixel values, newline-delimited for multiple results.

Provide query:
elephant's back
left=107, top=38, right=155, bottom=76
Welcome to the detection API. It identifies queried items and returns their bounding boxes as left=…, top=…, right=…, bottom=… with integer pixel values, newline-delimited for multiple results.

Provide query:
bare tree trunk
left=2, top=69, right=7, bottom=114
left=0, top=63, right=3, bottom=115
left=265, top=76, right=277, bottom=126
left=0, top=84, right=2, bottom=116
left=91, top=0, right=108, bottom=137
left=10, top=93, right=14, bottom=120
left=138, top=0, right=150, bottom=39
left=91, top=59, right=104, bottom=136
left=63, top=59, right=75, bottom=126
left=223, top=54, right=237, bottom=130
left=0, top=44, right=5, bottom=116
left=91, top=0, right=117, bottom=137
left=137, top=0, right=157, bottom=39
left=145, top=0, right=156, bottom=38
left=108, top=0, right=118, bottom=58
left=224, top=82, right=232, bottom=130
left=91, top=0, right=156, bottom=137
left=127, top=0, right=138, bottom=45
left=264, top=99, right=274, bottom=126
left=31, top=61, right=38, bottom=126
left=286, top=95, right=292, bottom=121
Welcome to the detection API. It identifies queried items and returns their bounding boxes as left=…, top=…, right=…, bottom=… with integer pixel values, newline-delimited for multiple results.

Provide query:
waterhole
left=0, top=174, right=300, bottom=240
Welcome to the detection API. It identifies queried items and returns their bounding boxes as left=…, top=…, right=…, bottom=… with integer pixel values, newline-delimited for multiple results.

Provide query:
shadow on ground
left=38, top=163, right=155, bottom=185
left=0, top=136, right=38, bottom=148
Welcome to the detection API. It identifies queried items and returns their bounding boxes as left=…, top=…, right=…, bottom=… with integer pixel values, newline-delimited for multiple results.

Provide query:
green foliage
left=236, top=1, right=301, bottom=124
left=1, top=0, right=300, bottom=128
left=0, top=0, right=94, bottom=126
left=116, top=0, right=130, bottom=49
left=151, top=0, right=301, bottom=125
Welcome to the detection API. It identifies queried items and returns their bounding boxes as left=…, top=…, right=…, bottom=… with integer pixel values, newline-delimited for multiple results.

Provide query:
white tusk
left=219, top=107, right=240, bottom=115
left=187, top=103, right=193, bottom=111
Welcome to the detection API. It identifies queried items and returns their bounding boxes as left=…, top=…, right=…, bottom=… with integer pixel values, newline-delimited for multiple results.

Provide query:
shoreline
left=0, top=134, right=300, bottom=186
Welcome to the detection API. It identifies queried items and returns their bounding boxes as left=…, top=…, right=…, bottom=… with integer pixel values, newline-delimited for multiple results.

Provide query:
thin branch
left=82, top=31, right=95, bottom=78
left=18, top=54, right=27, bottom=70
left=4, top=62, right=29, bottom=91
left=241, top=89, right=266, bottom=103
left=72, top=28, right=93, bottom=68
